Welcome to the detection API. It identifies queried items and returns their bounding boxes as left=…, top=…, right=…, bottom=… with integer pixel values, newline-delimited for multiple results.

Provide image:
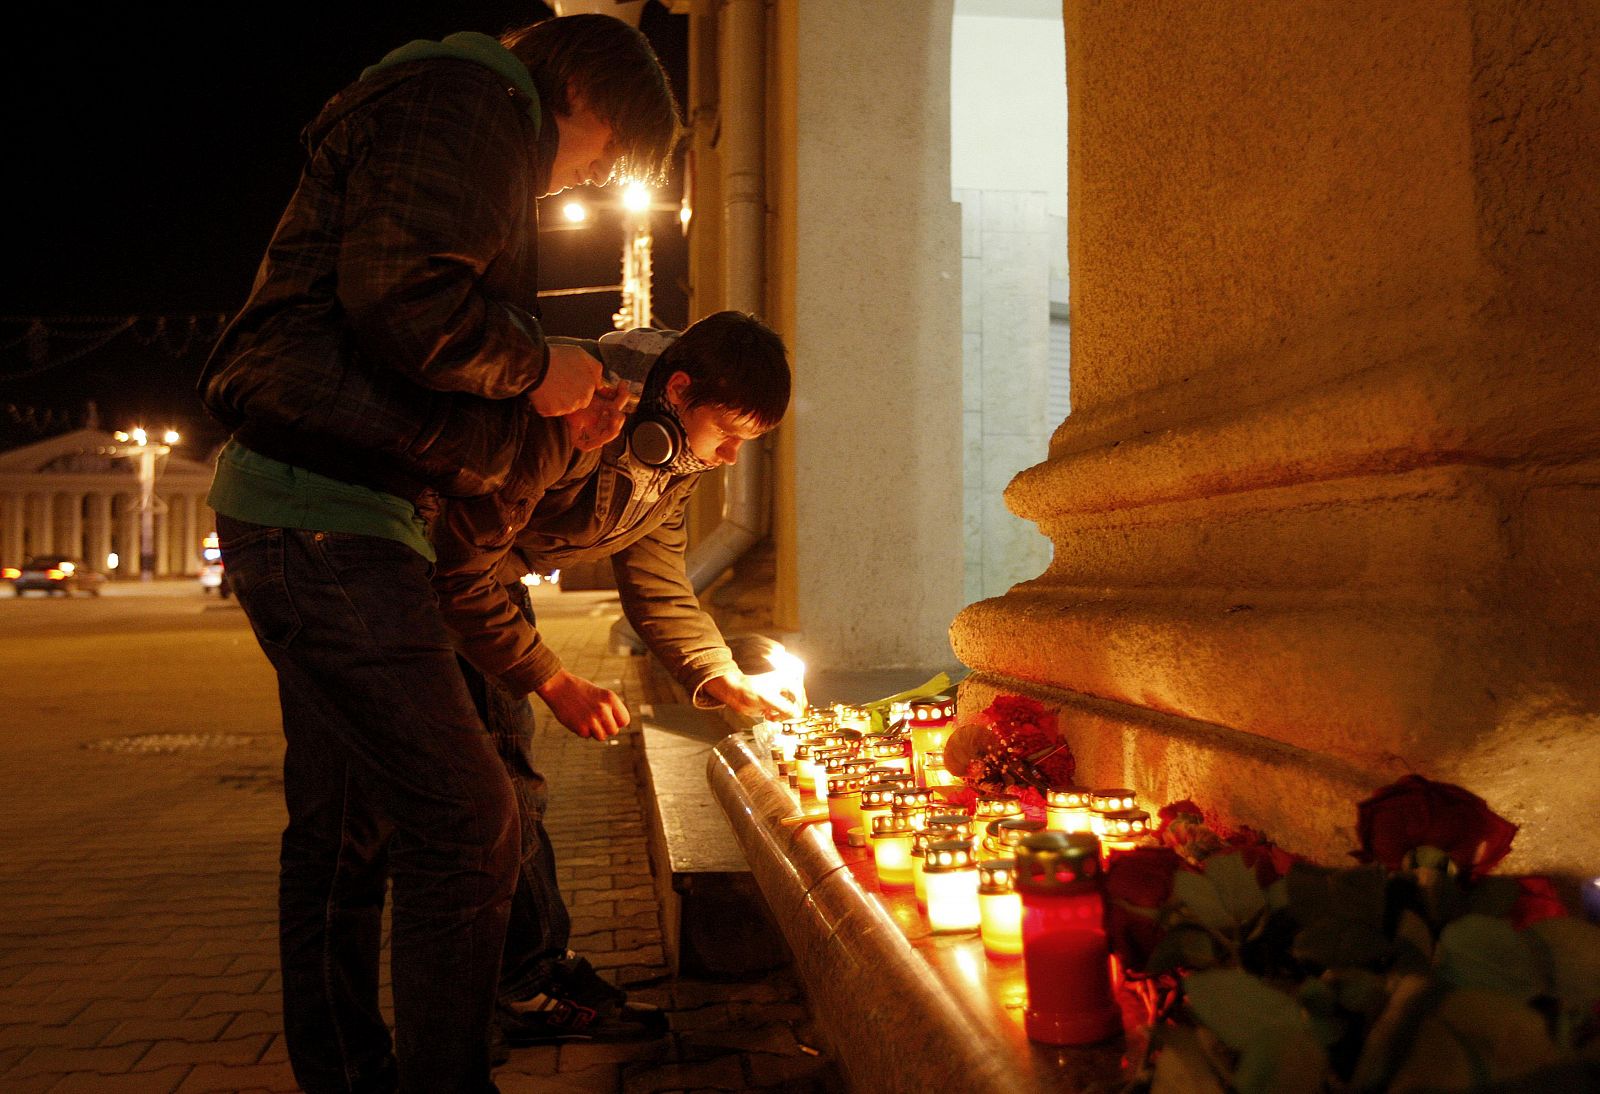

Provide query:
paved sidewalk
left=0, top=589, right=839, bottom=1093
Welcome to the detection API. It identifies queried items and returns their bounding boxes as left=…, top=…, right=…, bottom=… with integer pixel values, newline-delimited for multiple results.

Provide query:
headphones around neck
left=626, top=407, right=685, bottom=468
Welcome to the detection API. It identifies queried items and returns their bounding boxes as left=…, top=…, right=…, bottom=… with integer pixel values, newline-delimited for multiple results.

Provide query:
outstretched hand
left=529, top=344, right=604, bottom=417
left=534, top=669, right=630, bottom=741
left=702, top=669, right=806, bottom=721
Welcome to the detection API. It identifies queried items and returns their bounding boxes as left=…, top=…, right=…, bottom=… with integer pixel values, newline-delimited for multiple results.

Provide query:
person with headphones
left=429, top=310, right=802, bottom=1049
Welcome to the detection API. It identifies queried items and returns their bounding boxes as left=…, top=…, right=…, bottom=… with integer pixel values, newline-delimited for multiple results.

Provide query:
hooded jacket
left=432, top=331, right=737, bottom=705
left=200, top=35, right=558, bottom=500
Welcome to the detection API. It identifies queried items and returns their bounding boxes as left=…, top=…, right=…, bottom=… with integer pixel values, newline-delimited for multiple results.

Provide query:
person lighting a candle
left=431, top=311, right=803, bottom=1049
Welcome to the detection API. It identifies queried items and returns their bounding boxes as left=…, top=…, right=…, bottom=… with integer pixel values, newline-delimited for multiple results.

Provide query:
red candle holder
left=1014, top=831, right=1121, bottom=1046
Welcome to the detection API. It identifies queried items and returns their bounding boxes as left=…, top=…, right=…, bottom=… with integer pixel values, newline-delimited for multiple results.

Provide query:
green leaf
left=1391, top=908, right=1435, bottom=973
left=1528, top=916, right=1600, bottom=1012
left=1175, top=870, right=1236, bottom=932
left=1149, top=1024, right=1228, bottom=1094
left=1435, top=913, right=1544, bottom=999
left=1332, top=968, right=1387, bottom=1017
left=1466, top=875, right=1520, bottom=918
left=1286, top=862, right=1336, bottom=925
left=1285, top=862, right=1386, bottom=928
left=1292, top=917, right=1391, bottom=969
left=1146, top=924, right=1219, bottom=975
left=1265, top=877, right=1289, bottom=912
left=1205, top=851, right=1267, bottom=925
left=1234, top=1025, right=1329, bottom=1094
left=1183, top=968, right=1309, bottom=1054
left=1387, top=989, right=1565, bottom=1091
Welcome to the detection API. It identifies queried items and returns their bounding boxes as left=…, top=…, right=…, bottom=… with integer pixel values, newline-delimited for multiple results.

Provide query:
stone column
left=57, top=493, right=84, bottom=560
left=29, top=493, right=55, bottom=556
left=950, top=2, right=1600, bottom=875
left=786, top=0, right=964, bottom=672
left=87, top=493, right=113, bottom=573
left=155, top=507, right=171, bottom=576
left=116, top=496, right=141, bottom=578
left=180, top=493, right=199, bottom=574
left=2, top=492, right=24, bottom=566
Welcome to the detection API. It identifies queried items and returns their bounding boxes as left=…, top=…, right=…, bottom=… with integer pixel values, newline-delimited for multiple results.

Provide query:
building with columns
left=0, top=428, right=216, bottom=578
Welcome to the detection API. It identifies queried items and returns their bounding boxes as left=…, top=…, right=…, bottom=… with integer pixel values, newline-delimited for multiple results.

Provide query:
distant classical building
left=0, top=429, right=215, bottom=577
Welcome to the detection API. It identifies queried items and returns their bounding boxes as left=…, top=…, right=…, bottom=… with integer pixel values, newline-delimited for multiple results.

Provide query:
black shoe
left=497, top=953, right=668, bottom=1046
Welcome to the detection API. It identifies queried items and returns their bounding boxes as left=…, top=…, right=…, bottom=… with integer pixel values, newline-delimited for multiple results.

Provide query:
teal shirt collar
left=361, top=31, right=541, bottom=126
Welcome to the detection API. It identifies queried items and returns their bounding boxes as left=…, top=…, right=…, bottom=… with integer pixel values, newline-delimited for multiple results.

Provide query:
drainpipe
left=612, top=0, right=768, bottom=651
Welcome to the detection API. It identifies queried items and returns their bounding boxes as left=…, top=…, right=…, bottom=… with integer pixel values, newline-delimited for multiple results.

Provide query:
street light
left=102, top=426, right=178, bottom=581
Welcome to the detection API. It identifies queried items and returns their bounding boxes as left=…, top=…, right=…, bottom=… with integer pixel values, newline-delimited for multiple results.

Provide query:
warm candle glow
left=924, top=840, right=981, bottom=933
left=1090, top=788, right=1138, bottom=835
left=978, top=859, right=1024, bottom=959
left=1016, top=832, right=1122, bottom=1046
left=1045, top=786, right=1094, bottom=834
left=870, top=814, right=916, bottom=889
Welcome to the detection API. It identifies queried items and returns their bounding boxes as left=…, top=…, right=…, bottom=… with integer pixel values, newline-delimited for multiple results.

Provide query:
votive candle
left=978, top=857, right=1023, bottom=959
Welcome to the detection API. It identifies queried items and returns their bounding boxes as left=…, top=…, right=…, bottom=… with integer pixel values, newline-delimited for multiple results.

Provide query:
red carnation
left=1509, top=876, right=1568, bottom=930
left=1353, top=775, right=1518, bottom=878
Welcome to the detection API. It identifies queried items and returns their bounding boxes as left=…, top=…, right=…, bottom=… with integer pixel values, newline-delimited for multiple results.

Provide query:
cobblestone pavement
left=0, top=588, right=840, bottom=1093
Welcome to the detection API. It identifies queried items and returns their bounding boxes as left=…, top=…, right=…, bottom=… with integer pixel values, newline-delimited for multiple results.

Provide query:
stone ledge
left=707, top=732, right=1131, bottom=1094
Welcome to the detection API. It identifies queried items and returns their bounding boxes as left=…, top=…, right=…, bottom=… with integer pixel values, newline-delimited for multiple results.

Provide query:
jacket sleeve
left=431, top=423, right=573, bottom=695
left=336, top=70, right=547, bottom=400
left=610, top=501, right=738, bottom=708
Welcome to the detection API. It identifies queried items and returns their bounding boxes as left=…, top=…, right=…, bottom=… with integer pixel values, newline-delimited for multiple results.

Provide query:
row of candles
left=756, top=696, right=1152, bottom=1046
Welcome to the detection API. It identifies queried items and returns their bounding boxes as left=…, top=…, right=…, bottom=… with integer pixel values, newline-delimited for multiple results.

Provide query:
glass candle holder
left=1090, top=788, right=1137, bottom=835
left=1015, top=831, right=1121, bottom=1045
left=865, top=736, right=913, bottom=776
left=794, top=743, right=816, bottom=791
left=923, top=839, right=981, bottom=933
left=890, top=787, right=932, bottom=829
left=909, top=693, right=955, bottom=782
left=865, top=766, right=914, bottom=788
left=987, top=817, right=1047, bottom=861
left=925, top=813, right=975, bottom=840
left=978, top=857, right=1024, bottom=959
left=857, top=784, right=898, bottom=848
left=870, top=813, right=916, bottom=889
left=825, top=775, right=866, bottom=847
left=886, top=700, right=914, bottom=734
left=1098, top=808, right=1153, bottom=861
left=1045, top=785, right=1094, bottom=834
left=975, top=794, right=1025, bottom=824
left=911, top=824, right=956, bottom=910
left=922, top=747, right=959, bottom=788
left=806, top=747, right=857, bottom=800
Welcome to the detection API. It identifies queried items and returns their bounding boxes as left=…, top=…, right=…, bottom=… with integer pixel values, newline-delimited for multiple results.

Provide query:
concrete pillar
left=785, top=0, right=964, bottom=673
left=29, top=493, right=55, bottom=556
left=2, top=493, right=23, bottom=566
left=116, top=495, right=141, bottom=577
left=949, top=2, right=1600, bottom=875
left=155, top=508, right=171, bottom=576
left=57, top=493, right=84, bottom=560
left=87, top=493, right=113, bottom=573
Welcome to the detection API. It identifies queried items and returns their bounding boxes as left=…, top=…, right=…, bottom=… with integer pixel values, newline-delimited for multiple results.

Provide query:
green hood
left=361, top=31, right=541, bottom=127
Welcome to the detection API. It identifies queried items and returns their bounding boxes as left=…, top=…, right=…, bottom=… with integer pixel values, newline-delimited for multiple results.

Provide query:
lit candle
left=978, top=857, right=1024, bottom=959
left=866, top=736, right=913, bottom=776
left=986, top=817, right=1046, bottom=861
left=911, top=824, right=956, bottom=910
left=975, top=793, right=1025, bottom=825
left=923, top=839, right=981, bottom=933
left=870, top=813, right=916, bottom=889
left=922, top=747, right=959, bottom=788
left=891, top=787, right=932, bottom=830
left=1015, top=831, right=1121, bottom=1045
left=1045, top=785, right=1093, bottom=834
left=1098, top=808, right=1153, bottom=862
left=794, top=743, right=816, bottom=792
left=925, top=813, right=975, bottom=840
left=909, top=694, right=956, bottom=783
left=825, top=774, right=866, bottom=847
left=1090, top=788, right=1137, bottom=836
left=857, top=784, right=898, bottom=848
left=804, top=747, right=852, bottom=800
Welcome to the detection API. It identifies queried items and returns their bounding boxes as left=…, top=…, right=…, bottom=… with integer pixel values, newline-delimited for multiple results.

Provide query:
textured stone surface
left=950, top=1, right=1600, bottom=877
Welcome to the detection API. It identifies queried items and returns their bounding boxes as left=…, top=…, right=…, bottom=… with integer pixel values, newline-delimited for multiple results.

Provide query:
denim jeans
left=456, top=587, right=572, bottom=1000
left=218, top=516, right=516, bottom=1094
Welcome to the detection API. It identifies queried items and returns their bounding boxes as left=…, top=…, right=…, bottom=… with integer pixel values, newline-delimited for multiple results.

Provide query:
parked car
left=4, top=555, right=107, bottom=597
left=199, top=533, right=230, bottom=597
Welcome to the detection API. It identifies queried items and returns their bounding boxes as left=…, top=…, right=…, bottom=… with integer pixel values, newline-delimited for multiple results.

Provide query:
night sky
left=2, top=2, right=688, bottom=453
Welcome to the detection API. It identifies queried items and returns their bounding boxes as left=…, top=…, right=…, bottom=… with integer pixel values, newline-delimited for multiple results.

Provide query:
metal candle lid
left=925, top=813, right=975, bottom=839
left=1091, top=788, right=1137, bottom=813
left=859, top=785, right=899, bottom=809
left=995, top=817, right=1047, bottom=849
left=871, top=812, right=914, bottom=838
left=866, top=766, right=914, bottom=786
left=867, top=737, right=910, bottom=759
left=826, top=774, right=864, bottom=797
left=978, top=857, right=1018, bottom=895
left=909, top=694, right=956, bottom=722
left=1013, top=831, right=1103, bottom=896
left=1046, top=785, right=1092, bottom=810
left=890, top=788, right=932, bottom=812
left=975, top=794, right=1024, bottom=820
left=1099, top=808, right=1152, bottom=840
left=912, top=824, right=957, bottom=856
left=923, top=839, right=977, bottom=873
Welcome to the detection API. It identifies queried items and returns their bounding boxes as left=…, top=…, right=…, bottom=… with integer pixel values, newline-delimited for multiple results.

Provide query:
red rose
left=1353, top=775, right=1518, bottom=878
left=1104, top=846, right=1185, bottom=972
left=1509, top=876, right=1568, bottom=930
left=1225, top=826, right=1303, bottom=887
left=1157, top=799, right=1207, bottom=833
left=1105, top=845, right=1185, bottom=909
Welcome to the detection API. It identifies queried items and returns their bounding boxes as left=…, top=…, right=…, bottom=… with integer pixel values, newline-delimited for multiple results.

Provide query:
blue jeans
left=218, top=516, right=516, bottom=1094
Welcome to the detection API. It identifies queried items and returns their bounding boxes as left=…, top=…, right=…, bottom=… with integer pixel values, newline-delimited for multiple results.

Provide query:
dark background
left=1, top=1, right=688, bottom=454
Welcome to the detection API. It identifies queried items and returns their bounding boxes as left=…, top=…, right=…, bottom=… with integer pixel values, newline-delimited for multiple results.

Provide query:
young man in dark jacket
left=430, top=312, right=804, bottom=1045
left=198, top=16, right=679, bottom=1093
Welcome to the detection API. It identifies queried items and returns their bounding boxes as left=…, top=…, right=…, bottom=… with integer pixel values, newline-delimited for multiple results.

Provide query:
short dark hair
left=654, top=312, right=791, bottom=430
left=501, top=14, right=682, bottom=183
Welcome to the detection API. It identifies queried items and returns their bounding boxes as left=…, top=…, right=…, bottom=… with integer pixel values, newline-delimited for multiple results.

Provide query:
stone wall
left=949, top=1, right=1600, bottom=875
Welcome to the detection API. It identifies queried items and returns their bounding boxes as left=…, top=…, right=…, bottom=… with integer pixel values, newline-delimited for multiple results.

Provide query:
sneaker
left=497, top=953, right=668, bottom=1046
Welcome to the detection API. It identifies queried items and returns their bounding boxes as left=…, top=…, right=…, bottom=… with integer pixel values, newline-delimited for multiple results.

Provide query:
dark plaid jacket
left=200, top=58, right=558, bottom=499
